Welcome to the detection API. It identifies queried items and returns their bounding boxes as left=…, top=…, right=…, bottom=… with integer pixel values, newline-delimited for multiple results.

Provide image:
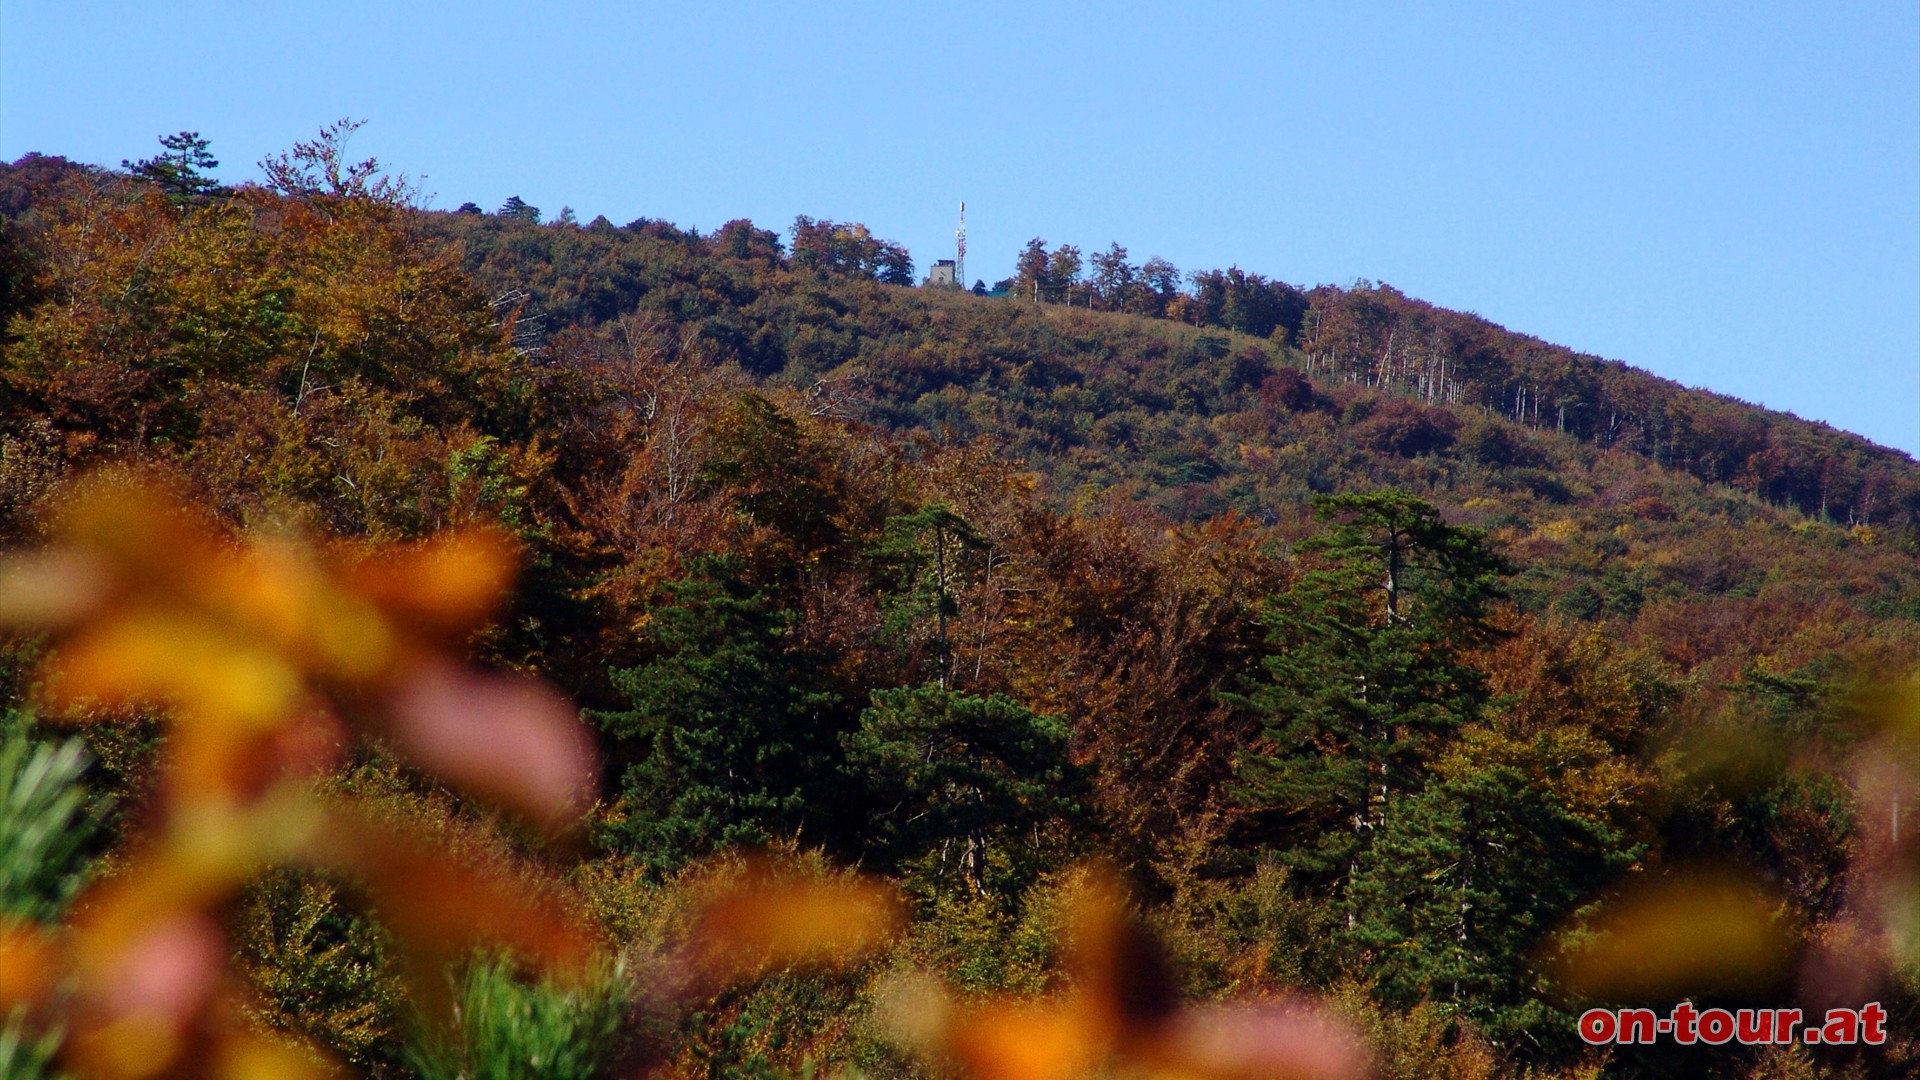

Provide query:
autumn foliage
left=2, top=129, right=1920, bottom=1079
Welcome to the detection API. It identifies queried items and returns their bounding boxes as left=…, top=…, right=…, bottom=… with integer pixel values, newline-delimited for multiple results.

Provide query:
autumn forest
left=2, top=127, right=1919, bottom=1080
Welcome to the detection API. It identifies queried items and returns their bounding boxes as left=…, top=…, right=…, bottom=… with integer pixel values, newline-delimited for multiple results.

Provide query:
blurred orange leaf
left=212, top=1028, right=343, bottom=1080
left=878, top=868, right=1368, bottom=1080
left=1541, top=865, right=1797, bottom=999
left=946, top=1002, right=1103, bottom=1080
left=0, top=473, right=609, bottom=1077
left=54, top=472, right=217, bottom=595
left=310, top=809, right=597, bottom=979
left=64, top=1014, right=183, bottom=1080
left=686, top=868, right=905, bottom=987
left=0, top=920, right=59, bottom=1006
left=50, top=610, right=303, bottom=730
left=1059, top=868, right=1179, bottom=1032
left=347, top=528, right=519, bottom=640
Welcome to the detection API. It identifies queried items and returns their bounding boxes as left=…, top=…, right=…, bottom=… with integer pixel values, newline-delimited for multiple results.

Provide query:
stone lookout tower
left=921, top=202, right=966, bottom=289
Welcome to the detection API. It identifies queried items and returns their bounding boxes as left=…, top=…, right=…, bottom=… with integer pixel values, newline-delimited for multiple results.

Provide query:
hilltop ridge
left=424, top=206, right=1919, bottom=529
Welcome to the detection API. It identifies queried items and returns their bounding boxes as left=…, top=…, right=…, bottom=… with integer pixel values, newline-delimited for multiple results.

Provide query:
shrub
left=233, top=870, right=410, bottom=1073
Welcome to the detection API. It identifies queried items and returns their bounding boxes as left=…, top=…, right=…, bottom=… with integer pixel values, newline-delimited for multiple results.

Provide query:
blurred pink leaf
left=387, top=659, right=598, bottom=829
left=96, top=911, right=226, bottom=1025
left=1149, top=1002, right=1371, bottom=1080
left=0, top=550, right=114, bottom=629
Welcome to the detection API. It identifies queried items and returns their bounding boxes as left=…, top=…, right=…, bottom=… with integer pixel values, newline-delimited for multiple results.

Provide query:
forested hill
left=4, top=151, right=1914, bottom=531
left=422, top=207, right=1920, bottom=531
left=416, top=205, right=1920, bottom=662
left=6, top=145, right=1920, bottom=1078
left=5, top=147, right=1919, bottom=731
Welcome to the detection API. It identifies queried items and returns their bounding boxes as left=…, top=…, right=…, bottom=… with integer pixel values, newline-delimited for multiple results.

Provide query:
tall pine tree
left=594, top=557, right=850, bottom=872
left=844, top=686, right=1082, bottom=895
left=1234, top=490, right=1507, bottom=884
left=122, top=131, right=221, bottom=200
left=1346, top=765, right=1638, bottom=1045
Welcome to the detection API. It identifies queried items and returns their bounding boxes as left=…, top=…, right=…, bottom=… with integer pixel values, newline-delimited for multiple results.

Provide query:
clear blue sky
left=5, top=2, right=1916, bottom=453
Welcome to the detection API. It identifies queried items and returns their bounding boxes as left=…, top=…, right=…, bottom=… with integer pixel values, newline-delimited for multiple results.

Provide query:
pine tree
left=593, top=558, right=850, bottom=872
left=497, top=195, right=541, bottom=223
left=122, top=131, right=221, bottom=199
left=843, top=686, right=1082, bottom=894
left=1233, top=490, right=1507, bottom=884
left=870, top=503, right=987, bottom=689
left=1347, top=765, right=1637, bottom=1045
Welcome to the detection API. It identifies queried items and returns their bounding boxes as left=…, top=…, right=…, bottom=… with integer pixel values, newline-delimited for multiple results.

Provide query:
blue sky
left=5, top=2, right=1916, bottom=453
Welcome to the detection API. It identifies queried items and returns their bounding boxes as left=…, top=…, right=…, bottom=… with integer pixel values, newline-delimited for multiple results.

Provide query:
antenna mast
left=956, top=201, right=966, bottom=290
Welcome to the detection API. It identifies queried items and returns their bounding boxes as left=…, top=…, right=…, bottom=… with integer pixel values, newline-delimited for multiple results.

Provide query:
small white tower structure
left=956, top=201, right=967, bottom=289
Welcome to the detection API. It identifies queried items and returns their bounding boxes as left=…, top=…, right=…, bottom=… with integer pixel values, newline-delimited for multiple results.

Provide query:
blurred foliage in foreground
left=0, top=474, right=1362, bottom=1080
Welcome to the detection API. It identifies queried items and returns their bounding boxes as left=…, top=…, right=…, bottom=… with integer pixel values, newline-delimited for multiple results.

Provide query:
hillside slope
left=431, top=210, right=1920, bottom=531
left=4, top=151, right=1920, bottom=1077
left=425, top=209, right=1920, bottom=682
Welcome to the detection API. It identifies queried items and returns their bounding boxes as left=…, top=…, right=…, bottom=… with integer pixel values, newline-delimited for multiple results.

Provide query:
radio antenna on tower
left=956, top=201, right=967, bottom=290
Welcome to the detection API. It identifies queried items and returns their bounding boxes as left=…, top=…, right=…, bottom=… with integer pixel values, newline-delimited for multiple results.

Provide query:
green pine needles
left=594, top=557, right=850, bottom=874
left=0, top=712, right=95, bottom=1080
left=406, top=955, right=629, bottom=1080
left=0, top=1006, right=63, bottom=1080
left=1232, top=489, right=1508, bottom=880
left=846, top=686, right=1083, bottom=894
left=1, top=711, right=100, bottom=923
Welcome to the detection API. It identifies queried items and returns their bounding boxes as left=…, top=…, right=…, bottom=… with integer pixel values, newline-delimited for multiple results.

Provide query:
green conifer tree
left=1346, top=765, right=1637, bottom=1046
left=1233, top=490, right=1507, bottom=884
left=122, top=131, right=221, bottom=199
left=843, top=686, right=1082, bottom=894
left=594, top=558, right=850, bottom=873
left=870, top=503, right=987, bottom=689
left=497, top=195, right=541, bottom=223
